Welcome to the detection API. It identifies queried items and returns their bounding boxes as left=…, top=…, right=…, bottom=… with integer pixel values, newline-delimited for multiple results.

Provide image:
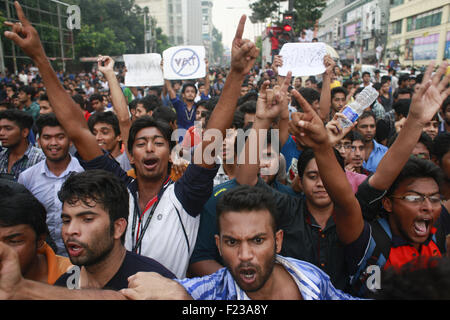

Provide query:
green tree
left=250, top=0, right=326, bottom=32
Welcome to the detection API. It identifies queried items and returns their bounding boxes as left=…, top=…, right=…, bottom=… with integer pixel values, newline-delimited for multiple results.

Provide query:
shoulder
left=123, top=251, right=176, bottom=279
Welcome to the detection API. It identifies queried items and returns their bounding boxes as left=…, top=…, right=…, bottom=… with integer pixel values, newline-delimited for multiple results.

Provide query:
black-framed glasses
left=390, top=193, right=442, bottom=205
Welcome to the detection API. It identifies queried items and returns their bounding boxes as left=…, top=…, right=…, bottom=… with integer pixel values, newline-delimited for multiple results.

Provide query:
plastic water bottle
left=339, top=85, right=379, bottom=128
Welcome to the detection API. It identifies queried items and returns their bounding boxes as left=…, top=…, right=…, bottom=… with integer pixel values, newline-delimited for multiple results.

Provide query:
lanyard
left=185, top=105, right=195, bottom=121
left=131, top=177, right=172, bottom=254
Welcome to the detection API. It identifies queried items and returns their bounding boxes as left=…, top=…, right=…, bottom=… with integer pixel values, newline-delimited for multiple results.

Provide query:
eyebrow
left=4, top=233, right=23, bottom=240
left=221, top=233, right=268, bottom=240
left=135, top=135, right=165, bottom=142
left=61, top=211, right=100, bottom=219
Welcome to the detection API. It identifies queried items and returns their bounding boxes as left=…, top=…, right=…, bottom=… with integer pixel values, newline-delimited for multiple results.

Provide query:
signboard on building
left=445, top=31, right=450, bottom=60
left=413, top=33, right=439, bottom=60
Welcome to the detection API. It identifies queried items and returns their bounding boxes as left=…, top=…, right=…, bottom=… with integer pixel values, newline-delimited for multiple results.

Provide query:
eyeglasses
left=390, top=193, right=442, bottom=205
left=335, top=144, right=352, bottom=150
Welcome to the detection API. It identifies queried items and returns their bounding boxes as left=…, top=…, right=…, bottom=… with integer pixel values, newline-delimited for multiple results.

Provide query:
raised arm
left=98, top=55, right=132, bottom=157
left=192, top=15, right=260, bottom=169
left=368, top=61, right=450, bottom=191
left=289, top=90, right=364, bottom=244
left=318, top=55, right=334, bottom=122
left=235, top=73, right=292, bottom=186
left=4, top=1, right=102, bottom=161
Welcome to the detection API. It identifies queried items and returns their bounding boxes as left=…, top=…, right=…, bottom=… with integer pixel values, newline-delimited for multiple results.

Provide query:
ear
left=215, top=235, right=222, bottom=257
left=382, top=196, right=393, bottom=213
left=113, top=218, right=128, bottom=241
left=22, top=128, right=30, bottom=139
left=275, top=229, right=283, bottom=254
left=37, top=234, right=46, bottom=249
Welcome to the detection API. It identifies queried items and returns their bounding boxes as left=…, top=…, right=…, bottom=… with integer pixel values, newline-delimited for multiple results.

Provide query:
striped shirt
left=0, top=143, right=45, bottom=181
left=177, top=255, right=359, bottom=300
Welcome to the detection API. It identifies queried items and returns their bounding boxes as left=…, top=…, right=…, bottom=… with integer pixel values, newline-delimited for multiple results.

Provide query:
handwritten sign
left=123, top=53, right=164, bottom=87
left=163, top=46, right=206, bottom=80
left=278, top=43, right=327, bottom=77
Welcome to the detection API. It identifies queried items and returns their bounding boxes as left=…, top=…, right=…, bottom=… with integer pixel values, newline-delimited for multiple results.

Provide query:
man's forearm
left=319, top=74, right=331, bottom=121
left=14, top=279, right=126, bottom=300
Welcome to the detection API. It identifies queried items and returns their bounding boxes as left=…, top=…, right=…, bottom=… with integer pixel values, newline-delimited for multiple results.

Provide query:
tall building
left=136, top=0, right=203, bottom=46
left=318, top=0, right=390, bottom=65
left=201, top=1, right=214, bottom=61
left=386, top=0, right=450, bottom=66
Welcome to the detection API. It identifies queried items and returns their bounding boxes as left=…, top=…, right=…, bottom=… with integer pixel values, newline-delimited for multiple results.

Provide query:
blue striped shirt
left=177, top=255, right=358, bottom=300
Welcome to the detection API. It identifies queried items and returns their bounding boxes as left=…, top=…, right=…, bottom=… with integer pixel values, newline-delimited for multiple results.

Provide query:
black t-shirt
left=54, top=251, right=176, bottom=290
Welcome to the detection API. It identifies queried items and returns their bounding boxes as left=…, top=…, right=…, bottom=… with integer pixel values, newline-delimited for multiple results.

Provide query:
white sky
left=211, top=0, right=260, bottom=50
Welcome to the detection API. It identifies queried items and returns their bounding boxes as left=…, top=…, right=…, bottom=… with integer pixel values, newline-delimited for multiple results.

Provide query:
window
left=390, top=0, right=404, bottom=7
left=390, top=20, right=402, bottom=35
left=407, top=8, right=442, bottom=32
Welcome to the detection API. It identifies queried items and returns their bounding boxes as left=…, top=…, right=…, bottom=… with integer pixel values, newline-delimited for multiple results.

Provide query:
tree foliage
left=250, top=0, right=326, bottom=32
left=212, top=26, right=224, bottom=65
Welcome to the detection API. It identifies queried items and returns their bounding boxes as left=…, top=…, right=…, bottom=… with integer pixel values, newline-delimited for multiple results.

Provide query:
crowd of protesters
left=0, top=2, right=450, bottom=301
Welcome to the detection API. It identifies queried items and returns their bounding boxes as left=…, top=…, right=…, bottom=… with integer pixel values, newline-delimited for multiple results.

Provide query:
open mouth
left=67, top=242, right=84, bottom=257
left=239, top=268, right=257, bottom=284
left=413, top=218, right=432, bottom=237
left=143, top=158, right=158, bottom=170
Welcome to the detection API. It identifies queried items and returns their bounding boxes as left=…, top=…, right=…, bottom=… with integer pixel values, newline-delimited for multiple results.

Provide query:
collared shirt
left=23, top=101, right=40, bottom=121
left=178, top=255, right=358, bottom=300
left=189, top=178, right=350, bottom=292
left=0, top=143, right=45, bottom=181
left=170, top=97, right=197, bottom=131
left=18, top=155, right=84, bottom=256
left=76, top=151, right=219, bottom=278
left=363, top=139, right=387, bottom=173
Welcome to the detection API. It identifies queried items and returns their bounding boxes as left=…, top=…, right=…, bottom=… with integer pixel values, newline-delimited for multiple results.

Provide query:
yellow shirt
left=38, top=242, right=73, bottom=285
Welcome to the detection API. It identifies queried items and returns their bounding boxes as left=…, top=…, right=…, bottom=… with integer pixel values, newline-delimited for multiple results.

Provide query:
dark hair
left=128, top=98, right=139, bottom=112
left=418, top=132, right=433, bottom=155
left=89, top=93, right=103, bottom=102
left=381, top=75, right=391, bottom=84
left=148, top=86, right=162, bottom=96
left=72, top=94, right=85, bottom=110
left=127, top=115, right=175, bottom=155
left=298, top=88, right=320, bottom=106
left=239, top=100, right=257, bottom=115
left=232, top=110, right=245, bottom=129
left=0, top=182, right=48, bottom=237
left=0, top=109, right=33, bottom=131
left=393, top=99, right=411, bottom=118
left=88, top=111, right=121, bottom=137
left=152, top=106, right=177, bottom=124
left=36, top=113, right=62, bottom=136
left=394, top=88, right=413, bottom=100
left=237, top=91, right=258, bottom=107
left=181, top=82, right=198, bottom=95
left=362, top=71, right=370, bottom=77
left=331, top=87, right=348, bottom=99
left=358, top=110, right=376, bottom=122
left=370, top=257, right=450, bottom=300
left=18, top=85, right=35, bottom=97
left=297, top=148, right=345, bottom=179
left=139, top=95, right=161, bottom=113
left=441, top=96, right=450, bottom=113
left=58, top=170, right=129, bottom=243
left=386, top=157, right=443, bottom=196
left=373, top=83, right=382, bottom=91
left=216, top=185, right=279, bottom=233
left=342, top=80, right=354, bottom=89
left=398, top=74, right=410, bottom=85
left=347, top=130, right=364, bottom=143
left=38, top=93, right=49, bottom=101
left=0, top=101, right=14, bottom=110
left=432, top=132, right=450, bottom=165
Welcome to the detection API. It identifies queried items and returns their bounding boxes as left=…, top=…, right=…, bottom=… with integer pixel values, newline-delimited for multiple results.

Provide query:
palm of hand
left=411, top=85, right=442, bottom=122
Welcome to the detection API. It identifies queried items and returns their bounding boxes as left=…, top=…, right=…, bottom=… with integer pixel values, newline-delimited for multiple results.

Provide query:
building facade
left=201, top=1, right=214, bottom=61
left=318, top=0, right=390, bottom=65
left=136, top=0, right=204, bottom=47
left=386, top=0, right=450, bottom=66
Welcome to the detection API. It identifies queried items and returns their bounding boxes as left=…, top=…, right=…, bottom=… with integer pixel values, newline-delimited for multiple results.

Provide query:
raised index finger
left=234, top=15, right=246, bottom=40
left=14, top=1, right=32, bottom=27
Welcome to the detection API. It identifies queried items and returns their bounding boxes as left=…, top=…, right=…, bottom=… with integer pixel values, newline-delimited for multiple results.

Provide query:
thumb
left=120, top=288, right=139, bottom=300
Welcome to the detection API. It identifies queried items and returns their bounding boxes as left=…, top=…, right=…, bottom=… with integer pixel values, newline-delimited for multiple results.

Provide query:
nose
left=421, top=197, right=434, bottom=212
left=63, top=220, right=80, bottom=237
left=238, top=242, right=254, bottom=262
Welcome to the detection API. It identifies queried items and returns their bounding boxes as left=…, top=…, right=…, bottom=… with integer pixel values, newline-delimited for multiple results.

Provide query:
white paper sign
left=163, top=46, right=206, bottom=80
left=123, top=53, right=164, bottom=87
left=278, top=43, right=327, bottom=77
